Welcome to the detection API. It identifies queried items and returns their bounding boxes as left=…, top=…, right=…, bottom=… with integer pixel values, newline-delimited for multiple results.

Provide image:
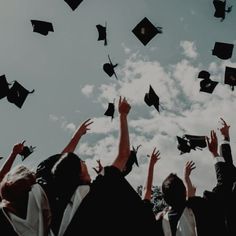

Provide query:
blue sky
left=0, top=0, right=236, bottom=195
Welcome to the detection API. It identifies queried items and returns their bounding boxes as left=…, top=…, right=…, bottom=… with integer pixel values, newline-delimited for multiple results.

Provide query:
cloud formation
left=180, top=40, right=198, bottom=59
left=76, top=46, right=236, bottom=195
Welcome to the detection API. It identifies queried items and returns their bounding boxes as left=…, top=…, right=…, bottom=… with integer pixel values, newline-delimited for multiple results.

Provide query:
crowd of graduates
left=0, top=97, right=236, bottom=236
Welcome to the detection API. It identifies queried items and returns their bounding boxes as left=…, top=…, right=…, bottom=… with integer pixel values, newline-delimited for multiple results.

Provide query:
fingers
left=151, top=147, right=156, bottom=156
left=150, top=147, right=161, bottom=161
left=83, top=118, right=94, bottom=126
left=207, top=130, right=217, bottom=144
left=92, top=167, right=99, bottom=174
left=210, top=130, right=217, bottom=142
left=186, top=160, right=196, bottom=170
left=219, top=117, right=230, bottom=128
left=206, top=136, right=210, bottom=147
left=119, top=96, right=128, bottom=104
left=210, top=130, right=214, bottom=140
left=220, top=117, right=226, bottom=125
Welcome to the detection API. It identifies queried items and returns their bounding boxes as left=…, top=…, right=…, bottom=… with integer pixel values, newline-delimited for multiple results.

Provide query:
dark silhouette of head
left=162, top=173, right=186, bottom=209
left=51, top=152, right=90, bottom=200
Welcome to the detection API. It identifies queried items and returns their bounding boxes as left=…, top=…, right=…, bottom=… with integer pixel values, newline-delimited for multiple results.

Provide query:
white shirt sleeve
left=213, top=156, right=225, bottom=164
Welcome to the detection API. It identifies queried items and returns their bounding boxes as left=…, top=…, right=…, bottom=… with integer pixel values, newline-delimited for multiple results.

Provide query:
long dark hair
left=51, top=152, right=83, bottom=202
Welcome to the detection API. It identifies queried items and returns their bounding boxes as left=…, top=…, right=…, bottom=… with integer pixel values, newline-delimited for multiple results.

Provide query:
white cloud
left=49, top=114, right=59, bottom=122
left=90, top=117, right=118, bottom=134
left=49, top=115, right=77, bottom=134
left=54, top=51, right=236, bottom=195
left=81, top=84, right=94, bottom=97
left=85, top=51, right=236, bottom=195
left=122, top=43, right=131, bottom=54
left=180, top=40, right=198, bottom=59
left=65, top=123, right=76, bottom=133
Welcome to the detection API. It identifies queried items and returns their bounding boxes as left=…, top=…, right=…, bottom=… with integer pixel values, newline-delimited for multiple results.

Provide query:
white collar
left=162, top=207, right=198, bottom=236
left=3, top=184, right=52, bottom=236
left=58, top=185, right=90, bottom=236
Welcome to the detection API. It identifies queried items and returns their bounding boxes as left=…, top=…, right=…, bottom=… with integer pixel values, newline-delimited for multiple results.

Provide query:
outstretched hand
left=184, top=161, right=197, bottom=198
left=12, top=142, right=24, bottom=155
left=206, top=130, right=219, bottom=157
left=118, top=97, right=131, bottom=115
left=184, top=161, right=196, bottom=179
left=219, top=117, right=230, bottom=140
left=77, top=118, right=93, bottom=136
left=149, top=147, right=161, bottom=166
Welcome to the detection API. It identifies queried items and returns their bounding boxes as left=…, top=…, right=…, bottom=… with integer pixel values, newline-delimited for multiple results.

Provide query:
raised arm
left=206, top=130, right=220, bottom=158
left=206, top=129, right=232, bottom=190
left=0, top=142, right=24, bottom=182
left=219, top=118, right=233, bottom=165
left=183, top=161, right=196, bottom=198
left=143, top=148, right=160, bottom=201
left=112, top=97, right=131, bottom=171
left=219, top=118, right=230, bottom=141
left=61, top=118, right=93, bottom=154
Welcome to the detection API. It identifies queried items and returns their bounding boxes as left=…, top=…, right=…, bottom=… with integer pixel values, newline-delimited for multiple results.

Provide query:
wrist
left=11, top=151, right=18, bottom=156
left=120, top=113, right=128, bottom=118
left=149, top=162, right=155, bottom=168
left=184, top=176, right=190, bottom=182
left=223, top=136, right=230, bottom=142
left=212, top=152, right=220, bottom=158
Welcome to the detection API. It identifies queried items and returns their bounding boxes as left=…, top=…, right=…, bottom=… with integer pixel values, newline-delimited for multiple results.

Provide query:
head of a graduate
left=162, top=173, right=186, bottom=209
left=51, top=152, right=91, bottom=194
left=0, top=165, right=36, bottom=204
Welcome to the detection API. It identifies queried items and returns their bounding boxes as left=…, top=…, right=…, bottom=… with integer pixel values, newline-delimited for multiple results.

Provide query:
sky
left=0, top=0, right=236, bottom=195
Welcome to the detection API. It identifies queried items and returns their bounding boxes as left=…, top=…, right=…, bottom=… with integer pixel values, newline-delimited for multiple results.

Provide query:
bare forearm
left=143, top=164, right=155, bottom=200
left=119, top=114, right=130, bottom=158
left=184, top=177, right=195, bottom=197
left=61, top=133, right=82, bottom=154
left=0, top=152, right=17, bottom=182
left=112, top=114, right=130, bottom=171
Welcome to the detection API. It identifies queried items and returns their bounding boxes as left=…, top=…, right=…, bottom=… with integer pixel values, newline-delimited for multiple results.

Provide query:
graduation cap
left=96, top=23, right=107, bottom=46
left=31, top=20, right=54, bottom=36
left=224, top=66, right=236, bottom=91
left=123, top=145, right=141, bottom=176
left=20, top=145, right=36, bottom=161
left=177, top=135, right=207, bottom=155
left=200, top=78, right=218, bottom=94
left=64, top=0, right=83, bottom=11
left=183, top=134, right=207, bottom=150
left=198, top=70, right=211, bottom=80
left=104, top=101, right=115, bottom=120
left=144, top=85, right=160, bottom=112
left=7, top=81, right=35, bottom=108
left=132, top=17, right=162, bottom=46
left=213, top=0, right=232, bottom=21
left=177, top=136, right=192, bottom=155
left=0, top=75, right=10, bottom=100
left=103, top=55, right=118, bottom=79
left=212, top=42, right=234, bottom=60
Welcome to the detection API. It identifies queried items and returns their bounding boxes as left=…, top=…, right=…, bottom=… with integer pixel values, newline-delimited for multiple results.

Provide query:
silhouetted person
left=160, top=130, right=230, bottom=235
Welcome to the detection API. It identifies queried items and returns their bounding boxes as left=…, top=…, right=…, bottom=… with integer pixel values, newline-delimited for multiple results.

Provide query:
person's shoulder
left=93, top=165, right=122, bottom=180
left=187, top=196, right=206, bottom=207
left=104, top=165, right=122, bottom=175
left=90, top=165, right=127, bottom=194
